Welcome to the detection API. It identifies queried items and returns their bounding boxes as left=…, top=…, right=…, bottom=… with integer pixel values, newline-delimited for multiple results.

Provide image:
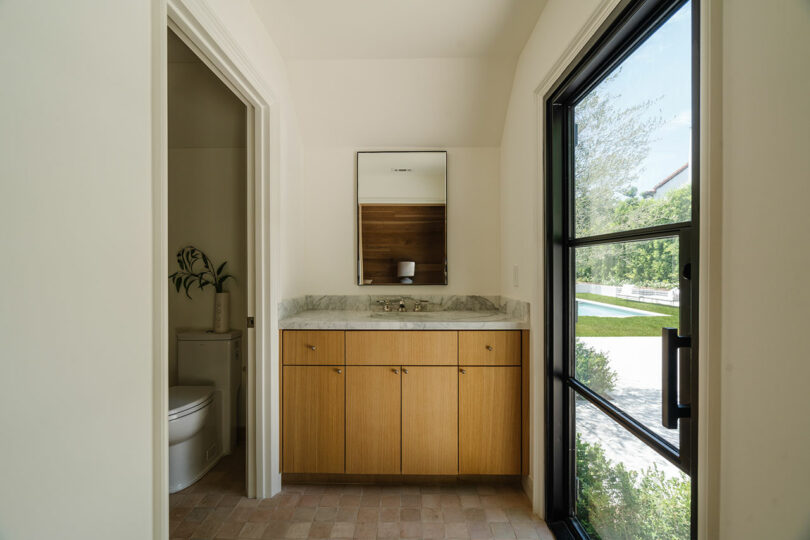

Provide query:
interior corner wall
left=498, top=0, right=604, bottom=516
left=295, top=146, right=502, bottom=296
left=0, top=1, right=155, bottom=538
left=167, top=31, right=248, bottom=424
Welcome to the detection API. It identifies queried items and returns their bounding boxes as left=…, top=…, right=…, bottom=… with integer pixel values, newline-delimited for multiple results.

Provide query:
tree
left=573, top=73, right=663, bottom=237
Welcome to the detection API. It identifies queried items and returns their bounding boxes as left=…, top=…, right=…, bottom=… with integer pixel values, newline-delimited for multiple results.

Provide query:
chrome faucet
left=413, top=300, right=429, bottom=312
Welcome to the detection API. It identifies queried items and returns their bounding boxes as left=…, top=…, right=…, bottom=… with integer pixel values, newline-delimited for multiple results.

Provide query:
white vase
left=214, top=292, right=230, bottom=333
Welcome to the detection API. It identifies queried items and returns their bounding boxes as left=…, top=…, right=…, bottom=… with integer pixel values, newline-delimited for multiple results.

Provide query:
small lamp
left=397, top=261, right=415, bottom=284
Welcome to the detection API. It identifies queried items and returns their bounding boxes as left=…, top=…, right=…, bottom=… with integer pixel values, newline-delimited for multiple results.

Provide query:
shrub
left=576, top=435, right=690, bottom=539
left=575, top=340, right=618, bottom=395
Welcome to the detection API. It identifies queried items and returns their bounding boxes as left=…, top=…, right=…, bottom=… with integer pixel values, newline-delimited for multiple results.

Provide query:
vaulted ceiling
left=251, top=0, right=547, bottom=146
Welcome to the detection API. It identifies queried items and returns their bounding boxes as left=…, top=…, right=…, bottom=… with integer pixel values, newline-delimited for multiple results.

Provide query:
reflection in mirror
left=357, top=151, right=447, bottom=286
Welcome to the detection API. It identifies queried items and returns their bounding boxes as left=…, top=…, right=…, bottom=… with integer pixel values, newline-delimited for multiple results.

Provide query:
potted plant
left=169, top=245, right=234, bottom=333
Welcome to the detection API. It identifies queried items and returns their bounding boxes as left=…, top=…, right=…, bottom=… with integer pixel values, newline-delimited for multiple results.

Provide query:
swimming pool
left=577, top=299, right=666, bottom=318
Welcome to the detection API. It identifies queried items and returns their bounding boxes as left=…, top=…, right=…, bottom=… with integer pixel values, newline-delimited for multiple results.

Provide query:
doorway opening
left=167, top=26, right=249, bottom=500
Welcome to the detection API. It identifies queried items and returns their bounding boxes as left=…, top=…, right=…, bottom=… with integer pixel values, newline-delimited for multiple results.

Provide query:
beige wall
left=719, top=0, right=810, bottom=537
left=294, top=146, right=501, bottom=295
left=167, top=31, right=248, bottom=421
left=0, top=1, right=156, bottom=538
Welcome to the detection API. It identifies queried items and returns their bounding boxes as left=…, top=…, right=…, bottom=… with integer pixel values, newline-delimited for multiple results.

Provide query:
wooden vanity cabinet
left=281, top=329, right=525, bottom=477
left=282, top=365, right=345, bottom=473
left=459, top=366, right=521, bottom=474
left=346, top=366, right=401, bottom=474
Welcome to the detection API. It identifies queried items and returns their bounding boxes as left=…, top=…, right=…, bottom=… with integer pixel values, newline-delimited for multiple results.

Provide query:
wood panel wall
left=359, top=204, right=446, bottom=285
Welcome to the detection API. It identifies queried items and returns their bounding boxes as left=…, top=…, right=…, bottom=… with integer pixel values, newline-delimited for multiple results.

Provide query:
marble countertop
left=279, top=310, right=528, bottom=330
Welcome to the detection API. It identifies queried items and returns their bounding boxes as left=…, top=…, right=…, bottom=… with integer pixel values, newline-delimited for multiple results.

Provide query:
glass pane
left=573, top=2, right=692, bottom=238
left=575, top=399, right=691, bottom=539
left=574, top=236, right=679, bottom=446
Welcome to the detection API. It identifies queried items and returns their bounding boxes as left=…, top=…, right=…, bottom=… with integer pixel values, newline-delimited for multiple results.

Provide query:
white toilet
left=169, top=329, right=241, bottom=493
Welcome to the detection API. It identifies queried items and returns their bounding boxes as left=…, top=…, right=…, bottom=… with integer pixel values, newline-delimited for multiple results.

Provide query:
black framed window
left=545, top=1, right=699, bottom=538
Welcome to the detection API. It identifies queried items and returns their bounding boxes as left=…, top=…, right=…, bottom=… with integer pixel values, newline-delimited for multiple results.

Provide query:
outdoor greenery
left=575, top=339, right=618, bottom=395
left=169, top=245, right=233, bottom=298
left=574, top=69, right=691, bottom=290
left=575, top=293, right=678, bottom=337
left=576, top=434, right=691, bottom=539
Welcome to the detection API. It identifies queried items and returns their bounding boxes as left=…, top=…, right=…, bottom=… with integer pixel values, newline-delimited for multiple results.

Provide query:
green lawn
left=575, top=293, right=678, bottom=337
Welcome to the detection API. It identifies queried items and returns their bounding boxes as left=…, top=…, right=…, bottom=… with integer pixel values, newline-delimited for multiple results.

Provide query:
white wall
left=719, top=1, right=810, bottom=537
left=168, top=30, right=248, bottom=426
left=296, top=146, right=501, bottom=295
left=0, top=1, right=156, bottom=538
left=498, top=0, right=604, bottom=515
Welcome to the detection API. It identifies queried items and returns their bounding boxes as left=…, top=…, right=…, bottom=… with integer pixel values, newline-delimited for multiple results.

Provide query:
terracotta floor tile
left=490, top=522, right=517, bottom=539
left=333, top=507, right=358, bottom=522
left=298, top=495, right=321, bottom=508
left=380, top=494, right=400, bottom=507
left=215, top=520, right=244, bottom=538
left=400, top=507, right=421, bottom=522
left=285, top=521, right=312, bottom=538
left=329, top=521, right=355, bottom=539
left=399, top=521, right=422, bottom=538
left=314, top=507, right=338, bottom=521
left=355, top=508, right=378, bottom=522
left=445, top=521, right=471, bottom=539
left=338, top=495, right=361, bottom=507
left=186, top=507, right=212, bottom=523
left=292, top=507, right=316, bottom=522
left=376, top=521, right=399, bottom=539
left=400, top=494, right=421, bottom=508
left=351, top=522, right=376, bottom=539
left=239, top=521, right=267, bottom=539
left=421, top=507, right=443, bottom=522
left=319, top=494, right=341, bottom=507
left=484, top=508, right=508, bottom=522
left=261, top=520, right=291, bottom=539
left=422, top=522, right=446, bottom=539
left=378, top=507, right=399, bottom=522
left=308, top=521, right=334, bottom=538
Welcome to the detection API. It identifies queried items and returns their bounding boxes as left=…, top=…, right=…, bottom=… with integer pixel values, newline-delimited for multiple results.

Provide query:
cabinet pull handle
left=307, top=345, right=317, bottom=351
left=393, top=369, right=399, bottom=374
left=336, top=368, right=342, bottom=374
left=402, top=368, right=409, bottom=374
left=460, top=369, right=467, bottom=374
left=486, top=345, right=494, bottom=351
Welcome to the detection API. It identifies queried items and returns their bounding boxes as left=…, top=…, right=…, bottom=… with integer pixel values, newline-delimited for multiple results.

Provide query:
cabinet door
left=459, top=331, right=521, bottom=366
left=282, top=366, right=345, bottom=473
left=459, top=366, right=521, bottom=474
left=346, top=366, right=401, bottom=474
left=402, top=366, right=458, bottom=475
left=346, top=331, right=457, bottom=365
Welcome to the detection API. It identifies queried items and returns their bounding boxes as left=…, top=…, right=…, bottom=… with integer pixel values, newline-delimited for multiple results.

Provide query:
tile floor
left=170, top=445, right=555, bottom=540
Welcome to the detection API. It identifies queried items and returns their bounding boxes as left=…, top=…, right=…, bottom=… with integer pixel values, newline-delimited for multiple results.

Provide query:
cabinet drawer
left=459, top=331, right=521, bottom=366
left=346, top=331, right=458, bottom=365
left=282, top=331, right=345, bottom=365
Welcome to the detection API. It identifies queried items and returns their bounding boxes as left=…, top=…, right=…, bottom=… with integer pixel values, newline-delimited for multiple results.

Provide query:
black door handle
left=662, top=327, right=691, bottom=429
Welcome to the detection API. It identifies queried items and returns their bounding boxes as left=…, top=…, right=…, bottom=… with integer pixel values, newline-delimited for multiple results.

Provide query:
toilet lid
left=169, top=386, right=214, bottom=417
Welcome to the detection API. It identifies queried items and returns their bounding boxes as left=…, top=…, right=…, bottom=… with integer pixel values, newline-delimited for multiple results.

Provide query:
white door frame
left=154, top=0, right=282, bottom=537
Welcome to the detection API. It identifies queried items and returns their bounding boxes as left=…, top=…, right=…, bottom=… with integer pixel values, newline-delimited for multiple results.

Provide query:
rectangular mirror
left=357, top=151, right=447, bottom=286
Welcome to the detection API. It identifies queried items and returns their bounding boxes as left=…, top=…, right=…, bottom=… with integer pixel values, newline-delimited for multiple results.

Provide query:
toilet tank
left=177, top=329, right=241, bottom=455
